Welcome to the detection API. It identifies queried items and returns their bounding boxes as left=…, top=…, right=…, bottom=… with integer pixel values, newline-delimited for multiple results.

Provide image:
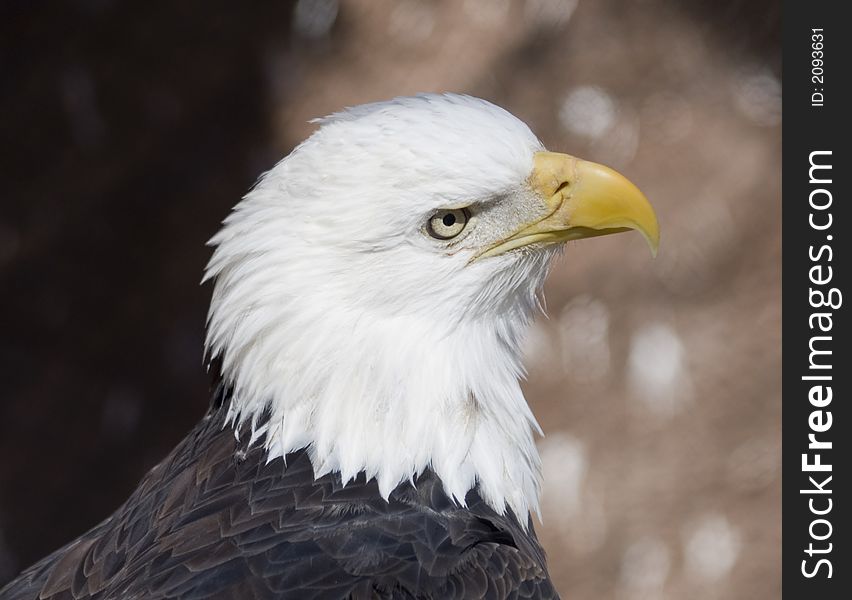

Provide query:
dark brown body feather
left=1, top=389, right=559, bottom=600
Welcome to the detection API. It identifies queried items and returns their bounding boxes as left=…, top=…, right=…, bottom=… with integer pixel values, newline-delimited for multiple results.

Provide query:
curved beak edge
left=481, top=152, right=660, bottom=259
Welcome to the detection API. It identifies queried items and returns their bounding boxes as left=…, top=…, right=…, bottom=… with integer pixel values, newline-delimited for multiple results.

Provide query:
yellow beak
left=479, top=151, right=659, bottom=258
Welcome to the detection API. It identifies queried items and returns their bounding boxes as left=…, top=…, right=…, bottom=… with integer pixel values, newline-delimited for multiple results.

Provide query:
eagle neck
left=216, top=310, right=543, bottom=522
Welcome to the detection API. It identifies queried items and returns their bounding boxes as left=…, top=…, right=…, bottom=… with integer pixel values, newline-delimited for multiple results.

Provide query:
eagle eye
left=427, top=208, right=469, bottom=240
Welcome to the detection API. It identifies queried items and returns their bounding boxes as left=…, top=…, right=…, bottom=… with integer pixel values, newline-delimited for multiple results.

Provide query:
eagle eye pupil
left=442, top=213, right=456, bottom=227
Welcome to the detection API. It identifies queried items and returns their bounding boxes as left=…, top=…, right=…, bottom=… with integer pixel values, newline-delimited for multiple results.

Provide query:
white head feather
left=204, top=94, right=560, bottom=520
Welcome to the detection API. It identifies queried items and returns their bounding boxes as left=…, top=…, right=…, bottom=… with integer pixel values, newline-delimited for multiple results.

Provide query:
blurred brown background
left=0, top=1, right=780, bottom=598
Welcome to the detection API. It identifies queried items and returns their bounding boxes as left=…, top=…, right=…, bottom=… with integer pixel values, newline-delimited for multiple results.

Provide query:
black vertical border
left=783, top=2, right=849, bottom=597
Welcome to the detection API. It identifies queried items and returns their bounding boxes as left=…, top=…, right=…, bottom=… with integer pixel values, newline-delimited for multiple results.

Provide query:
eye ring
left=427, top=208, right=470, bottom=240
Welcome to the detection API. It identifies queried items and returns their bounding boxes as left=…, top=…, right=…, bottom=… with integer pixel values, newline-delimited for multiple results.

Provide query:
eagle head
left=204, top=94, right=658, bottom=520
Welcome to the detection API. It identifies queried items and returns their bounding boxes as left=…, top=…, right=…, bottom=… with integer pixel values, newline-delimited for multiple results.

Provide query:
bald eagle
left=2, top=94, right=657, bottom=600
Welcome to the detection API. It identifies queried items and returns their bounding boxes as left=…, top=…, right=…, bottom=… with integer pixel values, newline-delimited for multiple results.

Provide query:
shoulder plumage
left=2, top=405, right=557, bottom=599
